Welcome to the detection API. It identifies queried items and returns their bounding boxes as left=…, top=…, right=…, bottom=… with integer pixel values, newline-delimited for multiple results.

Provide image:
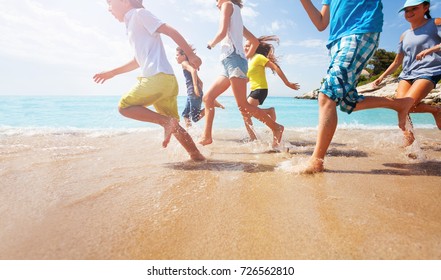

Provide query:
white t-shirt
left=124, top=8, right=174, bottom=77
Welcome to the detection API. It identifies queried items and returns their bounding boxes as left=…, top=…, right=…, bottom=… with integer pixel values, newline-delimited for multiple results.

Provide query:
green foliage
left=357, top=49, right=399, bottom=86
left=368, top=48, right=397, bottom=76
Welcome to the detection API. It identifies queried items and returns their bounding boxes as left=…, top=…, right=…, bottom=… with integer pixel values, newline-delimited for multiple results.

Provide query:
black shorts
left=248, top=89, right=268, bottom=105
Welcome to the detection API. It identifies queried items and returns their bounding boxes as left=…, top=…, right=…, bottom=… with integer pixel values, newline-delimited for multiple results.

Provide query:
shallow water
left=1, top=96, right=437, bottom=130
left=1, top=127, right=441, bottom=259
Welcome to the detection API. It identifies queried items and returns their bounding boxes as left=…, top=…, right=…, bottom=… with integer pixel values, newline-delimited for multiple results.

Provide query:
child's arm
left=181, top=61, right=202, bottom=97
left=372, top=52, right=404, bottom=88
left=243, top=26, right=259, bottom=59
left=266, top=61, right=300, bottom=91
left=93, top=58, right=139, bottom=84
left=157, top=23, right=202, bottom=70
left=207, top=2, right=233, bottom=49
left=416, top=18, right=441, bottom=60
left=299, top=0, right=330, bottom=31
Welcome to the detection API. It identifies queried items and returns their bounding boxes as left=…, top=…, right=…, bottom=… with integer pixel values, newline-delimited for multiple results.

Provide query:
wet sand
left=0, top=128, right=440, bottom=259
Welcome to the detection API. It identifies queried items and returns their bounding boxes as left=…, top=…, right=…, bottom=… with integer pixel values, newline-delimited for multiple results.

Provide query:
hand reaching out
left=93, top=71, right=115, bottom=84
left=372, top=77, right=383, bottom=88
left=287, top=82, right=300, bottom=90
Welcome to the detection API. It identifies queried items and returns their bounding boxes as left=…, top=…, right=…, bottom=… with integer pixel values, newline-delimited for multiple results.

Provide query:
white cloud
left=284, top=52, right=329, bottom=67
left=295, top=39, right=327, bottom=48
left=0, top=0, right=130, bottom=70
left=242, top=6, right=260, bottom=19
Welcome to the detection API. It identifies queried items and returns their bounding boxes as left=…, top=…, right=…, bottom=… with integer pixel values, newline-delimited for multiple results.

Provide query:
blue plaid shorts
left=320, top=33, right=380, bottom=114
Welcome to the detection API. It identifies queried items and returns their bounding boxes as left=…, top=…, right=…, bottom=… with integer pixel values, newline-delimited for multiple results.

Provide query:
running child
left=243, top=35, right=300, bottom=141
left=175, top=47, right=224, bottom=128
left=93, top=0, right=205, bottom=161
left=199, top=0, right=284, bottom=148
left=299, top=0, right=414, bottom=173
left=373, top=0, right=441, bottom=146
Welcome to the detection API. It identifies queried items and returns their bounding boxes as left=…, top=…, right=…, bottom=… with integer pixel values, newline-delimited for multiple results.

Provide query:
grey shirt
left=399, top=18, right=441, bottom=80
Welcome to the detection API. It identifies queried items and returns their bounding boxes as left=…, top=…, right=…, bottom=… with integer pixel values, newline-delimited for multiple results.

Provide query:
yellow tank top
left=247, top=54, right=269, bottom=91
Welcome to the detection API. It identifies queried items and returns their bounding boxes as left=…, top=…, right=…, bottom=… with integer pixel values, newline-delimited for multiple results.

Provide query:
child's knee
left=202, top=94, right=211, bottom=105
left=118, top=106, right=126, bottom=116
left=318, top=93, right=335, bottom=107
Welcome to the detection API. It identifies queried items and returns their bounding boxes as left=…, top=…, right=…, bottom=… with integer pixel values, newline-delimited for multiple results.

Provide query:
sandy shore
left=0, top=127, right=440, bottom=259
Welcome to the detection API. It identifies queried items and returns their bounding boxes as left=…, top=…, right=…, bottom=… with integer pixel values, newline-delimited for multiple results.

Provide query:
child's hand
left=416, top=49, right=432, bottom=60
left=93, top=71, right=115, bottom=84
left=372, top=77, right=383, bottom=88
left=207, top=41, right=216, bottom=50
left=288, top=82, right=300, bottom=90
left=188, top=54, right=202, bottom=70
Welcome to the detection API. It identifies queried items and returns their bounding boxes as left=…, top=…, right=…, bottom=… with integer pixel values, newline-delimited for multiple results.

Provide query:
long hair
left=176, top=46, right=196, bottom=61
left=231, top=0, right=243, bottom=8
left=423, top=1, right=432, bottom=19
left=255, top=35, right=280, bottom=69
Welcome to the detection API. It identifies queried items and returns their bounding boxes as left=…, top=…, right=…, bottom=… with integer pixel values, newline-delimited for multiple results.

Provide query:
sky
left=0, top=0, right=439, bottom=97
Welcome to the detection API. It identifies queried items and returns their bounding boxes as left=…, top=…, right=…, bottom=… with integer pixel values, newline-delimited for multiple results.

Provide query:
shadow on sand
left=288, top=147, right=369, bottom=158
left=327, top=161, right=441, bottom=177
left=164, top=159, right=275, bottom=173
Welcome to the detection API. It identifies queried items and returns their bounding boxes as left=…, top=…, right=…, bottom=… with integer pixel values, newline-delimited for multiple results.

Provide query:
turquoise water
left=0, top=95, right=436, bottom=130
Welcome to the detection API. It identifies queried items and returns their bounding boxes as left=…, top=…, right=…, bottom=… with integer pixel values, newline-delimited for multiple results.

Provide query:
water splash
left=276, top=157, right=311, bottom=174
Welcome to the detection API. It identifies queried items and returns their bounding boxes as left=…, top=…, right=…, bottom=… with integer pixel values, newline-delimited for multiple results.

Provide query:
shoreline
left=1, top=128, right=440, bottom=259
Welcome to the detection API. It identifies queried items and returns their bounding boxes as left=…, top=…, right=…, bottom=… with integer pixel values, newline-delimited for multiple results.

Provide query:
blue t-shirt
left=322, top=0, right=383, bottom=48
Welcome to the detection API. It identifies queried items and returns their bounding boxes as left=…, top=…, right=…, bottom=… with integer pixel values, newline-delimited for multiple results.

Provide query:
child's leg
left=119, top=75, right=204, bottom=161
left=303, top=94, right=337, bottom=174
left=230, top=78, right=284, bottom=148
left=182, top=97, right=191, bottom=128
left=242, top=113, right=257, bottom=141
left=167, top=118, right=205, bottom=161
left=396, top=79, right=439, bottom=128
left=242, top=96, right=258, bottom=140
left=394, top=79, right=436, bottom=145
left=119, top=106, right=177, bottom=147
left=199, top=76, right=230, bottom=145
left=189, top=95, right=203, bottom=123
left=353, top=96, right=415, bottom=130
left=184, top=117, right=191, bottom=128
left=153, top=97, right=205, bottom=161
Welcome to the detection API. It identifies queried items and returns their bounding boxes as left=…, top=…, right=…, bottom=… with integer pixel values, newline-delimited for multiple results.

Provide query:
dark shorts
left=400, top=74, right=441, bottom=87
left=248, top=89, right=268, bottom=105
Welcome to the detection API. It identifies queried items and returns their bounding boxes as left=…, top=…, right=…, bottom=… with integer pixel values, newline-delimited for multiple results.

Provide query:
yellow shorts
left=119, top=73, right=180, bottom=120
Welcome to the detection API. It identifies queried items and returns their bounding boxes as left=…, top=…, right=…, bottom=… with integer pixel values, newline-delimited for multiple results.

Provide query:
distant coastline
left=297, top=76, right=441, bottom=106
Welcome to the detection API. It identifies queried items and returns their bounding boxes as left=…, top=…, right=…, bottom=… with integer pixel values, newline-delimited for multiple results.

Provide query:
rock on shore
left=298, top=76, right=441, bottom=105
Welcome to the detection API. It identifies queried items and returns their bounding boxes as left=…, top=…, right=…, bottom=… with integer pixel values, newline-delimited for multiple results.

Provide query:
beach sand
left=1, top=127, right=440, bottom=260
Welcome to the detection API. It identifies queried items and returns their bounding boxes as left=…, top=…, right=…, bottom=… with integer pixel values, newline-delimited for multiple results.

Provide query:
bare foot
left=268, top=107, right=276, bottom=121
left=215, top=100, right=225, bottom=109
left=433, top=107, right=441, bottom=130
left=184, top=117, right=191, bottom=129
left=301, top=158, right=325, bottom=174
left=190, top=151, right=206, bottom=161
left=198, top=137, right=213, bottom=146
left=402, top=130, right=415, bottom=147
left=163, top=118, right=179, bottom=148
left=272, top=124, right=284, bottom=148
left=396, top=97, right=414, bottom=130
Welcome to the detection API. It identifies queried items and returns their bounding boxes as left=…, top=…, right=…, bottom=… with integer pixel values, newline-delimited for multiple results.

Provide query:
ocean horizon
left=1, top=95, right=437, bottom=133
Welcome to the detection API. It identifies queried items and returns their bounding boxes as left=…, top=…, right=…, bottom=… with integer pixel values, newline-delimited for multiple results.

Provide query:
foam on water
left=276, top=157, right=311, bottom=174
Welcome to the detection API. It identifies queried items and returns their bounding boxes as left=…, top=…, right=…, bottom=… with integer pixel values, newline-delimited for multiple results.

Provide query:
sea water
left=0, top=95, right=436, bottom=131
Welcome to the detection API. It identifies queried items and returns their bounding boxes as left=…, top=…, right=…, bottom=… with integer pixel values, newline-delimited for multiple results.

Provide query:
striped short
left=320, top=33, right=380, bottom=114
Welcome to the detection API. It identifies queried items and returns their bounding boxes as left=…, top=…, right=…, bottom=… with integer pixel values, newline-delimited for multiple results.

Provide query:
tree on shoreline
left=358, top=48, right=401, bottom=86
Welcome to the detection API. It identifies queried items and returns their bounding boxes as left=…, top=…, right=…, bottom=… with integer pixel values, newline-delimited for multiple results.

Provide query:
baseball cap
left=399, top=0, right=430, bottom=12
